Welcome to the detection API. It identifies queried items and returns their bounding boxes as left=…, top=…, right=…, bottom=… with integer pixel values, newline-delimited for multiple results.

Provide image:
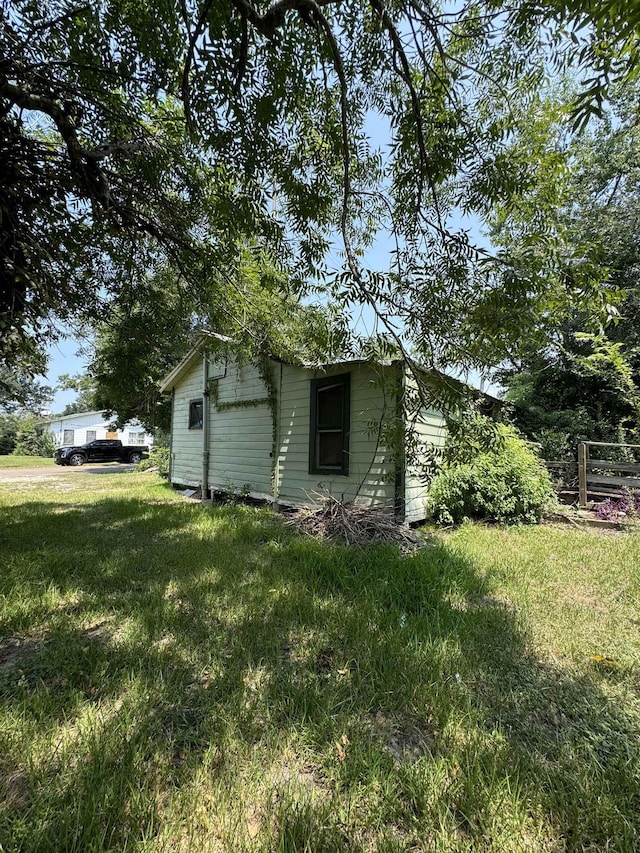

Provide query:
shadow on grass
left=0, top=494, right=638, bottom=851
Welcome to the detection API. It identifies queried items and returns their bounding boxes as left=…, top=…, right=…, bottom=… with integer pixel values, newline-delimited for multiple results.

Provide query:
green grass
left=0, top=473, right=639, bottom=852
left=0, top=455, right=54, bottom=468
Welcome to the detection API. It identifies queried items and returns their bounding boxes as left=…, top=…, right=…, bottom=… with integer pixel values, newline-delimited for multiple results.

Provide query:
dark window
left=309, top=373, right=350, bottom=475
left=189, top=399, right=203, bottom=429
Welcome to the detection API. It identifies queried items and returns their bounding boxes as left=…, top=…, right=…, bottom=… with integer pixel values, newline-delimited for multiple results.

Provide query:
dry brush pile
left=285, top=496, right=428, bottom=553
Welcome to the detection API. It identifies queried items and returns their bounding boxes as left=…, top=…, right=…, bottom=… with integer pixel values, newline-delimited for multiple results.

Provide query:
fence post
left=578, top=442, right=588, bottom=507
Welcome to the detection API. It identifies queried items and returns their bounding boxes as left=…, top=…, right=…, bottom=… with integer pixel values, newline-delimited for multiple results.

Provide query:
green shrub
left=427, top=424, right=556, bottom=525
left=12, top=415, right=55, bottom=457
left=136, top=446, right=170, bottom=478
left=0, top=414, right=18, bottom=455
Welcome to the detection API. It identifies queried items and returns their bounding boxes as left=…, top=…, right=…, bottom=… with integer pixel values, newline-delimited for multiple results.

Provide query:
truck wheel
left=129, top=452, right=143, bottom=464
left=68, top=453, right=86, bottom=466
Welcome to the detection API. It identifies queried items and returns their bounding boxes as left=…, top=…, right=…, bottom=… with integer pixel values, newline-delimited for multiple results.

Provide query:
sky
left=46, top=336, right=89, bottom=414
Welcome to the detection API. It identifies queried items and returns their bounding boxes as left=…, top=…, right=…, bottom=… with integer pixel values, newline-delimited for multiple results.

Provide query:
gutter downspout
left=273, top=361, right=282, bottom=509
left=202, top=352, right=210, bottom=500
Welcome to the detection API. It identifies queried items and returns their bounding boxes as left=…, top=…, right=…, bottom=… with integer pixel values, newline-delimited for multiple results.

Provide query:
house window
left=309, top=373, right=350, bottom=475
left=128, top=432, right=145, bottom=445
left=63, top=429, right=74, bottom=445
left=189, top=399, right=203, bottom=429
left=86, top=430, right=97, bottom=443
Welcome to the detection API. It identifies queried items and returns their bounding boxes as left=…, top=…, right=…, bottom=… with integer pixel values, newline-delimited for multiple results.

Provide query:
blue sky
left=46, top=336, right=89, bottom=413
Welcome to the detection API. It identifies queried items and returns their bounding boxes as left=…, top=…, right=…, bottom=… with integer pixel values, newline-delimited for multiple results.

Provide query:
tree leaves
left=2, top=0, right=640, bottom=408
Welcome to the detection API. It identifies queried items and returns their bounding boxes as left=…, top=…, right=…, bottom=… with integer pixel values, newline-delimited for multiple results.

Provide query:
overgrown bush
left=12, top=415, right=55, bottom=457
left=427, top=424, right=556, bottom=525
left=0, top=414, right=18, bottom=455
left=136, top=446, right=170, bottom=478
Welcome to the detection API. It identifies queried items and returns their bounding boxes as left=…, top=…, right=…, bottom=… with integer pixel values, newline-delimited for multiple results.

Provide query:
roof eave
left=158, top=332, right=232, bottom=393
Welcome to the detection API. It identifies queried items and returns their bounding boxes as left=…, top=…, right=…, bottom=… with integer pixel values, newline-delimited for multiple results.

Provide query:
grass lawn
left=0, top=455, right=54, bottom=468
left=0, top=472, right=639, bottom=852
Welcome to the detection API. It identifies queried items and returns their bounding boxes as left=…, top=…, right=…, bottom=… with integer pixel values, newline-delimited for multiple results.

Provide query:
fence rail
left=577, top=441, right=640, bottom=506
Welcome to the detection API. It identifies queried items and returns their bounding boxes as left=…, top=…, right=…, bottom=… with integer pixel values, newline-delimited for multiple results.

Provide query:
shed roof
left=158, top=335, right=502, bottom=406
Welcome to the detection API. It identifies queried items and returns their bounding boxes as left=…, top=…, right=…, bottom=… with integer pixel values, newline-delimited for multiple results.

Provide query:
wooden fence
left=577, top=441, right=640, bottom=507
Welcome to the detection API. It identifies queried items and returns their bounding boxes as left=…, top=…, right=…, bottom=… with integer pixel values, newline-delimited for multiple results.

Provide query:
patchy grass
left=0, top=455, right=54, bottom=468
left=0, top=473, right=639, bottom=852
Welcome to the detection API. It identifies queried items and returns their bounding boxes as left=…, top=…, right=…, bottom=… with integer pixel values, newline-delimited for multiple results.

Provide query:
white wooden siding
left=170, top=358, right=205, bottom=487
left=275, top=362, right=396, bottom=509
left=403, top=395, right=447, bottom=524
left=167, top=351, right=447, bottom=522
left=207, top=359, right=273, bottom=497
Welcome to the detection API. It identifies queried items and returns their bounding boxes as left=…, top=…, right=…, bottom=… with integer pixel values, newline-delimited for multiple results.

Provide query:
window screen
left=86, top=430, right=96, bottom=443
left=309, top=373, right=350, bottom=475
left=63, top=429, right=74, bottom=445
left=189, top=399, right=204, bottom=429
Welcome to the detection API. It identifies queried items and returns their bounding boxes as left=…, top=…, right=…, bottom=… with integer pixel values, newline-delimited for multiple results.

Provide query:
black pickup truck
left=54, top=439, right=149, bottom=466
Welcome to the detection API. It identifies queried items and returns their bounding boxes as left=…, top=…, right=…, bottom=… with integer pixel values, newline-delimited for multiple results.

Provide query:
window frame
left=188, top=398, right=204, bottom=430
left=309, top=373, right=351, bottom=476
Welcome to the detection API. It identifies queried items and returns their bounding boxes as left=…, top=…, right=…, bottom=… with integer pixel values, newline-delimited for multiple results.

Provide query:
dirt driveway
left=0, top=464, right=135, bottom=483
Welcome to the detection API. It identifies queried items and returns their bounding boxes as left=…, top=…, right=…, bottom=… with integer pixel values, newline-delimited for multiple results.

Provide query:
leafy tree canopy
left=491, top=82, right=640, bottom=457
left=0, top=346, right=53, bottom=415
left=57, top=372, right=99, bottom=415
left=87, top=252, right=351, bottom=432
left=0, top=346, right=53, bottom=454
left=2, top=0, right=640, bottom=406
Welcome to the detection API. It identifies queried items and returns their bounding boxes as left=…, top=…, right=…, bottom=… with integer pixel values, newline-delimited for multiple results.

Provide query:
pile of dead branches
left=286, top=496, right=428, bottom=553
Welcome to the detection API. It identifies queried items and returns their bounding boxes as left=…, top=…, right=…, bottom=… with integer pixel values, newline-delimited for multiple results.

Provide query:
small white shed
left=160, top=338, right=449, bottom=524
left=44, top=411, right=153, bottom=449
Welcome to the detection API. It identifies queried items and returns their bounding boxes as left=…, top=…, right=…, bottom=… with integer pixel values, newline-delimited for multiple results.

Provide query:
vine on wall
left=206, top=351, right=280, bottom=494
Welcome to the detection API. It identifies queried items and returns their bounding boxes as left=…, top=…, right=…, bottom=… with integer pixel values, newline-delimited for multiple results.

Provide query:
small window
left=189, top=399, right=203, bottom=430
left=63, top=429, right=74, bottom=445
left=128, top=431, right=145, bottom=445
left=309, top=373, right=350, bottom=475
left=86, top=430, right=97, bottom=443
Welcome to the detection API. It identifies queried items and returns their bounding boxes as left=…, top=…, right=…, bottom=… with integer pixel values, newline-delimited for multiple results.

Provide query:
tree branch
left=229, top=0, right=338, bottom=39
left=181, top=0, right=216, bottom=132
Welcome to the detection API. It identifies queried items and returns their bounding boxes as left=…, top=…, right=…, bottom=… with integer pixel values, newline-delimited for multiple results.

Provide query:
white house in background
left=44, top=411, right=153, bottom=449
left=159, top=336, right=457, bottom=524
